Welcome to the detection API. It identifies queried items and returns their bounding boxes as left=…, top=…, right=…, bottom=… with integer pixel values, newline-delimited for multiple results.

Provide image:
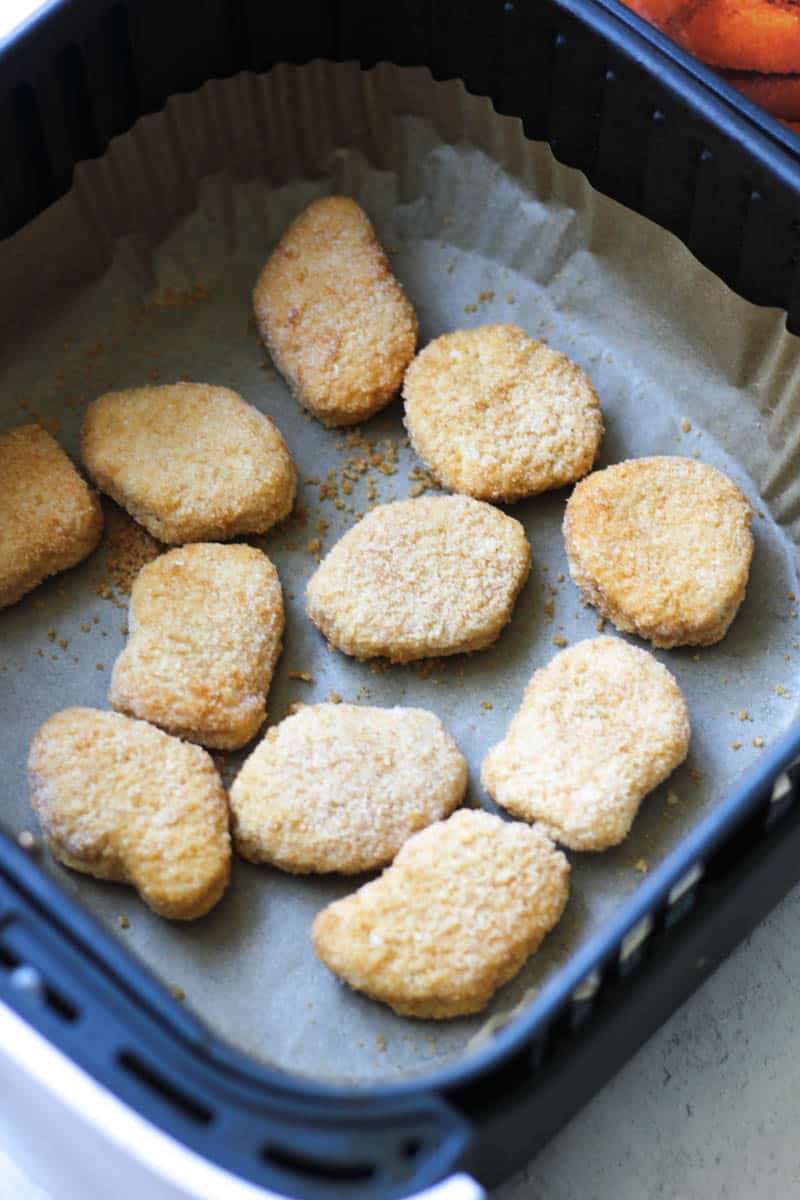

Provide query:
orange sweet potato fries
left=623, top=0, right=800, bottom=133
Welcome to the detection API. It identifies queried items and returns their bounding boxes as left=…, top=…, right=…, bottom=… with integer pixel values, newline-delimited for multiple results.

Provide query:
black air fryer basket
left=2, top=2, right=800, bottom=1198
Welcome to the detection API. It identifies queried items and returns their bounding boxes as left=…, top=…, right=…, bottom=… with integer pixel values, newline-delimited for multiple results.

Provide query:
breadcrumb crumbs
left=481, top=701, right=493, bottom=710
left=463, top=303, right=477, bottom=313
left=552, top=635, right=567, bottom=647
left=753, top=737, right=765, bottom=748
left=738, top=709, right=751, bottom=721
left=681, top=419, right=692, bottom=433
left=731, top=740, right=742, bottom=750
left=634, top=859, right=649, bottom=873
left=328, top=691, right=342, bottom=704
left=17, top=830, right=38, bottom=853
left=287, top=671, right=314, bottom=683
left=117, top=915, right=129, bottom=929
left=595, top=617, right=606, bottom=632
left=171, top=986, right=186, bottom=1002
left=666, top=790, right=680, bottom=806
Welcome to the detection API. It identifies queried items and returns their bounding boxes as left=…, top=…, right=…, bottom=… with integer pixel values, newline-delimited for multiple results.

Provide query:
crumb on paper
left=463, top=303, right=477, bottom=314
left=774, top=685, right=789, bottom=697
left=506, top=294, right=515, bottom=304
left=739, top=709, right=751, bottom=721
left=689, top=767, right=703, bottom=783
left=117, top=915, right=129, bottom=930
left=96, top=662, right=104, bottom=671
left=666, top=791, right=680, bottom=807
left=47, top=627, right=55, bottom=643
left=292, top=502, right=308, bottom=526
left=634, top=859, right=649, bottom=874
left=375, top=1035, right=387, bottom=1052
left=328, top=691, right=342, bottom=704
left=287, top=670, right=313, bottom=683
left=306, top=538, right=322, bottom=560
left=753, top=737, right=765, bottom=748
left=58, top=638, right=68, bottom=651
left=595, top=616, right=606, bottom=633
left=556, top=572, right=565, bottom=583
left=731, top=740, right=742, bottom=750
left=481, top=701, right=493, bottom=710
left=552, top=635, right=567, bottom=648
left=681, top=419, right=692, bottom=433
left=17, top=830, right=38, bottom=853
left=477, top=290, right=495, bottom=304
left=171, top=986, right=186, bottom=1002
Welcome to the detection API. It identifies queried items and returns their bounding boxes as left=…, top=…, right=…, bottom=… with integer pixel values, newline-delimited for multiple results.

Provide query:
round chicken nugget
left=81, top=383, right=295, bottom=543
left=110, top=543, right=284, bottom=749
left=253, top=196, right=418, bottom=426
left=29, top=709, right=230, bottom=920
left=305, top=495, right=531, bottom=663
left=564, top=457, right=753, bottom=648
left=312, top=809, right=569, bottom=1018
left=230, top=703, right=467, bottom=873
left=403, top=325, right=603, bottom=502
left=482, top=637, right=690, bottom=850
left=0, top=424, right=102, bottom=609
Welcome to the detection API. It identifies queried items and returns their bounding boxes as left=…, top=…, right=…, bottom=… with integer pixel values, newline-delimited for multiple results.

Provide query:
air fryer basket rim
left=3, top=0, right=800, bottom=1196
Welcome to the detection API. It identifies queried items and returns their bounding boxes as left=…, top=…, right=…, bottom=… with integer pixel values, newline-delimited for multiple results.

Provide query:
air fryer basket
left=3, top=2, right=800, bottom=1198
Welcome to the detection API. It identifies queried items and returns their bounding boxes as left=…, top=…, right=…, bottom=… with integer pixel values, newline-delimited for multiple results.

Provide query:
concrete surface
left=3, top=883, right=799, bottom=1200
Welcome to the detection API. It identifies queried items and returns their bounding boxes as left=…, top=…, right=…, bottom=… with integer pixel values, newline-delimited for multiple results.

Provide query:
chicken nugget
left=230, top=703, right=467, bottom=873
left=0, top=424, right=102, bottom=608
left=564, top=457, right=753, bottom=648
left=312, top=809, right=569, bottom=1018
left=403, top=325, right=603, bottom=502
left=29, top=708, right=230, bottom=920
left=482, top=638, right=690, bottom=850
left=305, top=495, right=530, bottom=663
left=110, top=543, right=283, bottom=749
left=81, top=383, right=295, bottom=543
left=253, top=197, right=417, bottom=426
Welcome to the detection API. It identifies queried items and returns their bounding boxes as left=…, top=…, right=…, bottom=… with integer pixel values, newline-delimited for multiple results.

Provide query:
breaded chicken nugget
left=29, top=708, right=230, bottom=920
left=252, top=197, right=417, bottom=426
left=0, top=424, right=102, bottom=608
left=306, top=495, right=530, bottom=663
left=482, top=637, right=690, bottom=850
left=230, top=704, right=467, bottom=873
left=312, top=809, right=569, bottom=1018
left=564, top=457, right=753, bottom=648
left=81, top=383, right=295, bottom=544
left=403, top=325, right=603, bottom=502
left=110, top=543, right=283, bottom=749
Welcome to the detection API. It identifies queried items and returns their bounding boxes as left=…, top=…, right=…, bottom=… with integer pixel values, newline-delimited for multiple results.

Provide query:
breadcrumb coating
left=305, top=495, right=531, bottom=663
left=28, top=708, right=230, bottom=920
left=403, top=325, right=602, bottom=501
left=0, top=424, right=102, bottom=608
left=230, top=703, right=467, bottom=873
left=110, top=543, right=284, bottom=749
left=253, top=197, right=417, bottom=426
left=482, top=637, right=690, bottom=850
left=312, top=809, right=569, bottom=1018
left=564, top=457, right=753, bottom=647
left=81, top=383, right=296, bottom=543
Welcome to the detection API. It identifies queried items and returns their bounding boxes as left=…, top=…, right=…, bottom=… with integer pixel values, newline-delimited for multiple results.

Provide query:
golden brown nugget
left=81, top=383, right=295, bottom=543
left=230, top=704, right=467, bottom=873
left=28, top=709, right=230, bottom=920
left=564, top=457, right=754, bottom=648
left=403, top=325, right=603, bottom=502
left=252, top=197, right=417, bottom=426
left=0, top=424, right=102, bottom=608
left=110, top=543, right=283, bottom=750
left=306, top=495, right=530, bottom=663
left=312, top=809, right=569, bottom=1018
left=482, top=637, right=690, bottom=850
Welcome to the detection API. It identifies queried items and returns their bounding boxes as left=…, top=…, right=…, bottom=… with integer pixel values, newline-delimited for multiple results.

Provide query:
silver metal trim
left=619, top=914, right=654, bottom=964
left=0, top=1001, right=485, bottom=1200
left=667, top=861, right=704, bottom=908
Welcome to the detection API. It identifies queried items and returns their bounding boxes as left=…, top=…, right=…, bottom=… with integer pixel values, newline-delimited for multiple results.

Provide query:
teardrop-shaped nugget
left=482, top=637, right=690, bottom=850
left=564, top=457, right=753, bottom=647
left=230, top=703, right=467, bottom=873
left=110, top=543, right=284, bottom=749
left=81, top=383, right=296, bottom=544
left=253, top=197, right=417, bottom=426
left=312, top=809, right=569, bottom=1018
left=29, top=708, right=230, bottom=920
left=306, top=496, right=531, bottom=663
